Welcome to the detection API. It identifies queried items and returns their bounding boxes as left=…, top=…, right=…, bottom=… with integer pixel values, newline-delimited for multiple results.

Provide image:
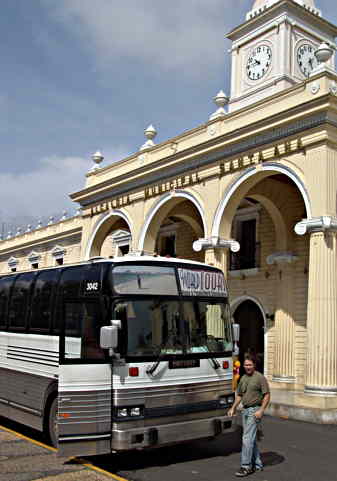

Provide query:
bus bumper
left=111, top=414, right=238, bottom=451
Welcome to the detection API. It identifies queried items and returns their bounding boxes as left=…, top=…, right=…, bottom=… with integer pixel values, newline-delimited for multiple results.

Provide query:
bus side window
left=8, top=273, right=35, bottom=331
left=54, top=266, right=83, bottom=333
left=0, top=276, right=13, bottom=330
left=30, top=270, right=60, bottom=332
left=64, top=302, right=105, bottom=361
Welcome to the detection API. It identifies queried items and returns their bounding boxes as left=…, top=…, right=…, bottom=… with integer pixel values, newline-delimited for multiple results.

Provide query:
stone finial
left=26, top=224, right=32, bottom=233
left=61, top=210, right=67, bottom=221
left=90, top=151, right=104, bottom=171
left=140, top=125, right=157, bottom=151
left=315, top=42, right=334, bottom=65
left=310, top=43, right=335, bottom=77
left=48, top=216, right=54, bottom=225
left=7, top=231, right=12, bottom=239
left=209, top=90, right=229, bottom=121
left=16, top=227, right=22, bottom=236
left=37, top=220, right=43, bottom=229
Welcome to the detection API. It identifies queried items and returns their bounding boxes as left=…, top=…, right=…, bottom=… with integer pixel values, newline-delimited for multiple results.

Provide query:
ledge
left=228, top=268, right=259, bottom=278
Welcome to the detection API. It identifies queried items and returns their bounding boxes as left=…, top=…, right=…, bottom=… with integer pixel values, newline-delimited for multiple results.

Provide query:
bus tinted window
left=30, top=269, right=60, bottom=331
left=8, top=273, right=35, bottom=330
left=113, top=265, right=178, bottom=295
left=64, top=302, right=105, bottom=361
left=59, top=267, right=82, bottom=298
left=0, top=276, right=14, bottom=329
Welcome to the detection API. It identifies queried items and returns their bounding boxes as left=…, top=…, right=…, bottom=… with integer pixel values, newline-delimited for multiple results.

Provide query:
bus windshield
left=113, top=298, right=232, bottom=358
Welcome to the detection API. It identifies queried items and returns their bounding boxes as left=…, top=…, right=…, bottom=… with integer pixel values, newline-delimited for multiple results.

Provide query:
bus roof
left=0, top=255, right=223, bottom=278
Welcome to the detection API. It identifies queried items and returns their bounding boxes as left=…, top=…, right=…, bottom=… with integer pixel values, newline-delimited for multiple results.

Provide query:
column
left=295, top=217, right=337, bottom=394
left=267, top=252, right=298, bottom=382
left=193, top=237, right=240, bottom=272
left=204, top=248, right=226, bottom=271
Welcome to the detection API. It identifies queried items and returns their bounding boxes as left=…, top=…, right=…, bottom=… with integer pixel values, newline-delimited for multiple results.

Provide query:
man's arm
left=254, top=392, right=270, bottom=419
left=228, top=393, right=242, bottom=417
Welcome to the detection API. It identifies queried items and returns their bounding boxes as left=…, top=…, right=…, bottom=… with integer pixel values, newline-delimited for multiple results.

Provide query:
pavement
left=1, top=415, right=337, bottom=481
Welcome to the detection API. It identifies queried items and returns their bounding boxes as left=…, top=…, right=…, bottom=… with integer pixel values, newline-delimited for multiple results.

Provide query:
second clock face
left=297, top=43, right=318, bottom=77
left=246, top=44, right=272, bottom=81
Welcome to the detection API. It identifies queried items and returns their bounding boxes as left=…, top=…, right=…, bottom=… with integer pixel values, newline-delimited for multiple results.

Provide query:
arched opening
left=216, top=166, right=311, bottom=382
left=140, top=192, right=206, bottom=261
left=85, top=211, right=132, bottom=259
left=233, top=300, right=265, bottom=375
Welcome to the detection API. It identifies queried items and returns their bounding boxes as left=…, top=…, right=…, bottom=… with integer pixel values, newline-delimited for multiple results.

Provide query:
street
left=1, top=415, right=337, bottom=481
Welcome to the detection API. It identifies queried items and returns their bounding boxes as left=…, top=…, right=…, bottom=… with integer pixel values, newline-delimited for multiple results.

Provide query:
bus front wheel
left=46, top=397, right=58, bottom=448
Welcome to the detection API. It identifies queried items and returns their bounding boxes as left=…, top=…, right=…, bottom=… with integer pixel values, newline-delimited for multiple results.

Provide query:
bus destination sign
left=178, top=268, right=227, bottom=297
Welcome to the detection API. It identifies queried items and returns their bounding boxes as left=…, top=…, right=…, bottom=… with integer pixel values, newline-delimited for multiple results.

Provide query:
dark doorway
left=233, top=300, right=265, bottom=375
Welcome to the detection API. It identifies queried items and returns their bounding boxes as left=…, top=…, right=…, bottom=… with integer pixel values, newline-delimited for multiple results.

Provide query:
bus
left=0, top=256, right=237, bottom=457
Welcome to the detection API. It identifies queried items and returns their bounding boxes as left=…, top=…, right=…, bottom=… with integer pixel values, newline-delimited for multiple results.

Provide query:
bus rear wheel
left=46, top=397, right=58, bottom=448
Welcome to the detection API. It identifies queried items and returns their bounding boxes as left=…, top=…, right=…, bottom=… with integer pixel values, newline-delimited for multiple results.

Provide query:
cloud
left=43, top=0, right=245, bottom=77
left=0, top=146, right=129, bottom=226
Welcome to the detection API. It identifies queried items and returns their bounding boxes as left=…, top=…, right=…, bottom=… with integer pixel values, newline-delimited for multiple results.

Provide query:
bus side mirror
left=232, top=323, right=240, bottom=356
left=100, top=320, right=121, bottom=349
left=232, top=323, right=240, bottom=342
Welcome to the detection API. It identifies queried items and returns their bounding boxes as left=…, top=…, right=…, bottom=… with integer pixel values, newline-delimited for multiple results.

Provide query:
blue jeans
left=241, top=406, right=263, bottom=470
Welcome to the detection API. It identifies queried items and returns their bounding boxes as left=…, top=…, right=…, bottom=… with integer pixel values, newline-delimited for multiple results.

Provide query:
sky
left=0, top=0, right=336, bottom=233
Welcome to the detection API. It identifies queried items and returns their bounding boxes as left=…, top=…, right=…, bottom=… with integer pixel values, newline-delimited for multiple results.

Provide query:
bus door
left=58, top=300, right=112, bottom=457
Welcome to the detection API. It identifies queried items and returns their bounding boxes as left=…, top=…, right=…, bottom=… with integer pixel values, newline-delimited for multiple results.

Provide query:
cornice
left=0, top=227, right=82, bottom=256
left=227, top=0, right=337, bottom=41
left=72, top=97, right=332, bottom=207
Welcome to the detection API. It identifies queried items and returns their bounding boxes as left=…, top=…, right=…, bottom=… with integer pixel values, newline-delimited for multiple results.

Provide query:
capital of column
left=295, top=216, right=337, bottom=236
left=266, top=251, right=298, bottom=265
left=193, top=236, right=240, bottom=253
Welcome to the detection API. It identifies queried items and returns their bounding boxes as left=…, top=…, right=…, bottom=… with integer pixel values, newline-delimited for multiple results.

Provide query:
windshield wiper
left=146, top=344, right=169, bottom=376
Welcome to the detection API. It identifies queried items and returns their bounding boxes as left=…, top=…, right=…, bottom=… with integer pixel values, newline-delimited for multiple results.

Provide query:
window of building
left=8, top=257, right=18, bottom=273
left=51, top=245, right=66, bottom=266
left=28, top=251, right=41, bottom=271
left=157, top=222, right=179, bottom=257
left=230, top=200, right=261, bottom=271
left=111, top=230, right=131, bottom=257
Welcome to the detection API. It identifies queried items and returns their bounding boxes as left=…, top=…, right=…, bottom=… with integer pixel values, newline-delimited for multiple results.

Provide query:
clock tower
left=227, top=0, right=337, bottom=112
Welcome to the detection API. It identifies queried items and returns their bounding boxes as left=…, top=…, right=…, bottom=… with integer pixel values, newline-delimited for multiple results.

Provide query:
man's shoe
left=235, top=467, right=253, bottom=477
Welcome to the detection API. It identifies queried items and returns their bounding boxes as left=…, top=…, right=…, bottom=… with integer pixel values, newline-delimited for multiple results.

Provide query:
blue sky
left=1, top=0, right=336, bottom=230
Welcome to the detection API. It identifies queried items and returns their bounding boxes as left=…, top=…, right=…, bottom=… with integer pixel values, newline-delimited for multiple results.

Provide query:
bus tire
left=45, top=396, right=58, bottom=448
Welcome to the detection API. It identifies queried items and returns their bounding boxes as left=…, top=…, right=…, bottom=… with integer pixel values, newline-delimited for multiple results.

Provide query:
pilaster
left=295, top=217, right=337, bottom=395
left=267, top=252, right=298, bottom=383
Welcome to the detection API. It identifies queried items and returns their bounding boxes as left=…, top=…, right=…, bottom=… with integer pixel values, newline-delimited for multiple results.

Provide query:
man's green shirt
left=237, top=371, right=270, bottom=408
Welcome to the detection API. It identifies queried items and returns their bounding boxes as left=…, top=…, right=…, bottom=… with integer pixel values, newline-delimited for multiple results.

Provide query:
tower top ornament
left=247, top=0, right=320, bottom=21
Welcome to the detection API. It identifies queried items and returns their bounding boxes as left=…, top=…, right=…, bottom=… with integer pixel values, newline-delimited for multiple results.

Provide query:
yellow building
left=2, top=0, right=337, bottom=422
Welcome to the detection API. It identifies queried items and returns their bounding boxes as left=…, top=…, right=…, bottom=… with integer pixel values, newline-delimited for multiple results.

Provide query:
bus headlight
left=117, top=408, right=129, bottom=418
left=130, top=407, right=142, bottom=417
left=219, top=395, right=235, bottom=407
left=116, top=406, right=144, bottom=418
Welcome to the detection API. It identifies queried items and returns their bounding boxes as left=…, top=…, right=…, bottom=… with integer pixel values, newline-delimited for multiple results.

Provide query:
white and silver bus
left=0, top=256, right=237, bottom=457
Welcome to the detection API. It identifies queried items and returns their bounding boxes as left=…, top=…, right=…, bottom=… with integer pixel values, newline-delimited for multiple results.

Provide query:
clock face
left=297, top=44, right=318, bottom=77
left=246, top=44, right=272, bottom=81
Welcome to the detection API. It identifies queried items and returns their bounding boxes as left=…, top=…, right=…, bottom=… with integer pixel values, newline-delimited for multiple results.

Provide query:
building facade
left=2, top=0, right=337, bottom=422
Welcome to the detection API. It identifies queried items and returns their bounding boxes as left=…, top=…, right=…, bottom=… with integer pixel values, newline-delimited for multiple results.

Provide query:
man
left=228, top=355, right=270, bottom=477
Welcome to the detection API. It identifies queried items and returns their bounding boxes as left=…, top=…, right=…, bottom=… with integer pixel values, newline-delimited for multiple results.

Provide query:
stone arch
left=231, top=295, right=268, bottom=375
left=212, top=163, right=312, bottom=240
left=85, top=209, right=132, bottom=259
left=138, top=190, right=207, bottom=253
